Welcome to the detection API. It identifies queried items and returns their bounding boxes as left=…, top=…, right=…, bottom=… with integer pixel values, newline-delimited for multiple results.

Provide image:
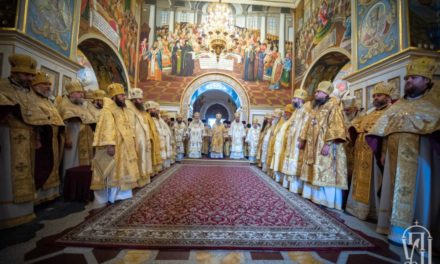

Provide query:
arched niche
left=77, top=34, right=129, bottom=91
left=300, top=47, right=351, bottom=99
left=180, top=73, right=250, bottom=121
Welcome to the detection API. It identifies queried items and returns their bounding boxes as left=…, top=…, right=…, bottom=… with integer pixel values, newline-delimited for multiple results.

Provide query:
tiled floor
left=0, top=163, right=413, bottom=263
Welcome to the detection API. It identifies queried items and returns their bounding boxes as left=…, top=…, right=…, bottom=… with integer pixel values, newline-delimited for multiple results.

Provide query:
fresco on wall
left=26, top=0, right=75, bottom=57
left=76, top=49, right=99, bottom=90
left=294, top=0, right=351, bottom=79
left=78, top=39, right=127, bottom=91
left=139, top=2, right=294, bottom=91
left=408, top=0, right=440, bottom=50
left=301, top=52, right=350, bottom=98
left=95, top=0, right=139, bottom=82
left=357, top=0, right=399, bottom=70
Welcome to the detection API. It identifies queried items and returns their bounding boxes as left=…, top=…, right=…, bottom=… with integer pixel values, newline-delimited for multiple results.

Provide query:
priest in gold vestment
left=299, top=81, right=348, bottom=210
left=0, top=54, right=38, bottom=228
left=281, top=89, right=311, bottom=194
left=56, top=79, right=95, bottom=177
left=173, top=114, right=187, bottom=161
left=263, top=109, right=282, bottom=174
left=126, top=88, right=153, bottom=187
left=91, top=83, right=139, bottom=204
left=210, top=113, right=226, bottom=159
left=31, top=72, right=65, bottom=204
left=144, top=101, right=164, bottom=174
left=345, top=82, right=392, bottom=221
left=270, top=104, right=294, bottom=186
left=256, top=113, right=272, bottom=167
left=159, top=110, right=175, bottom=167
left=366, top=57, right=440, bottom=250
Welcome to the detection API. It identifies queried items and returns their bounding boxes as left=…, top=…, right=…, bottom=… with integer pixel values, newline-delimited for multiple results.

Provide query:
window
left=267, top=16, right=279, bottom=35
left=160, top=11, right=169, bottom=26
left=247, top=16, right=258, bottom=30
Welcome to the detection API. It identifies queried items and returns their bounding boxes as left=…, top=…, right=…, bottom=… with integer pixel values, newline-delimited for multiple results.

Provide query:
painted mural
left=95, top=0, right=139, bottom=82
left=357, top=0, right=399, bottom=69
left=294, top=0, right=351, bottom=80
left=76, top=49, right=99, bottom=90
left=139, top=2, right=294, bottom=91
left=302, top=52, right=350, bottom=97
left=408, top=0, right=440, bottom=50
left=78, top=39, right=127, bottom=91
left=26, top=0, right=75, bottom=57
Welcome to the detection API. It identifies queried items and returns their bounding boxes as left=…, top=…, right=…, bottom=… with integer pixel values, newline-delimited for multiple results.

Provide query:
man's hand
left=107, top=145, right=115, bottom=156
left=320, top=143, right=330, bottom=156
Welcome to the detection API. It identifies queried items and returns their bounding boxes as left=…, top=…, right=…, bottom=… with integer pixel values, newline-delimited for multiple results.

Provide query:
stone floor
left=0, top=163, right=423, bottom=263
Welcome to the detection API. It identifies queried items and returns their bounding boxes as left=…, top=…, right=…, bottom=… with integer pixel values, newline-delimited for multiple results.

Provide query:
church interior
left=0, top=0, right=439, bottom=263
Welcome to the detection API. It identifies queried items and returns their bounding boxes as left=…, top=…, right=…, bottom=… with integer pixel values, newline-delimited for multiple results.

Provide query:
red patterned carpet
left=55, top=164, right=374, bottom=250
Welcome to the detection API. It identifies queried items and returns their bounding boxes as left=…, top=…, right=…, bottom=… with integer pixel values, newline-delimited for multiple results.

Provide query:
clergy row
left=247, top=57, right=439, bottom=247
left=179, top=112, right=248, bottom=160
left=0, top=54, right=178, bottom=230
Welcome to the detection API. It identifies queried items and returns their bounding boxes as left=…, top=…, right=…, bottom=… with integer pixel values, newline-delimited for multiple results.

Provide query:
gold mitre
left=176, top=113, right=183, bottom=119
left=65, top=79, right=84, bottom=94
left=144, top=100, right=156, bottom=110
left=272, top=108, right=283, bottom=117
left=216, top=113, right=222, bottom=119
left=372, top=82, right=392, bottom=96
left=32, top=71, right=51, bottom=86
left=9, top=54, right=37, bottom=75
left=107, top=83, right=125, bottom=98
left=160, top=110, right=169, bottom=117
left=284, top=104, right=294, bottom=113
left=341, top=95, right=357, bottom=109
left=129, top=87, right=143, bottom=99
left=193, top=112, right=200, bottom=118
left=252, top=118, right=259, bottom=124
left=84, top=90, right=95, bottom=99
left=316, top=81, right=334, bottom=95
left=406, top=57, right=437, bottom=80
left=92, top=89, right=106, bottom=100
left=234, top=112, right=240, bottom=118
left=153, top=101, right=160, bottom=109
left=264, top=113, right=272, bottom=119
left=293, top=89, right=308, bottom=100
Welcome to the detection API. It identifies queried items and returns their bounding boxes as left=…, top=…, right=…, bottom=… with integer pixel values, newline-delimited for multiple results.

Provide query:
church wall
left=0, top=0, right=82, bottom=97
left=293, top=0, right=351, bottom=89
left=78, top=0, right=142, bottom=87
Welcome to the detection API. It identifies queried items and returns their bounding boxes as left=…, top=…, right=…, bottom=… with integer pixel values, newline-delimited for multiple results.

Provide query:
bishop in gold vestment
left=126, top=88, right=153, bottom=187
left=173, top=114, right=187, bottom=161
left=144, top=101, right=164, bottom=174
left=91, top=84, right=139, bottom=204
left=270, top=104, right=294, bottom=186
left=366, top=57, right=440, bottom=249
left=281, top=89, right=311, bottom=194
left=346, top=82, right=392, bottom=221
left=210, top=113, right=226, bottom=159
left=0, top=54, right=38, bottom=229
left=300, top=81, right=348, bottom=210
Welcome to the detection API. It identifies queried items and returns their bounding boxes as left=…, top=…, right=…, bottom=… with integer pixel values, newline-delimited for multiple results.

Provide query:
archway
left=180, top=73, right=251, bottom=121
left=77, top=35, right=129, bottom=91
left=300, top=48, right=351, bottom=99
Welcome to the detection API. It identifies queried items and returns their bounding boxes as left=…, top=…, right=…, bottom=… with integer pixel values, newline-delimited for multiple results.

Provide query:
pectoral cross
left=13, top=134, right=27, bottom=144
left=15, top=162, right=28, bottom=173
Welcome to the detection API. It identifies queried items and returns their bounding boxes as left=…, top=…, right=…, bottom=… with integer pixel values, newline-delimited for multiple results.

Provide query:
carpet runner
left=55, top=164, right=374, bottom=250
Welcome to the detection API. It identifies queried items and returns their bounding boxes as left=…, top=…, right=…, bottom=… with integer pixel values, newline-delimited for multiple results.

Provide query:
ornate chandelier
left=206, top=3, right=233, bottom=62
